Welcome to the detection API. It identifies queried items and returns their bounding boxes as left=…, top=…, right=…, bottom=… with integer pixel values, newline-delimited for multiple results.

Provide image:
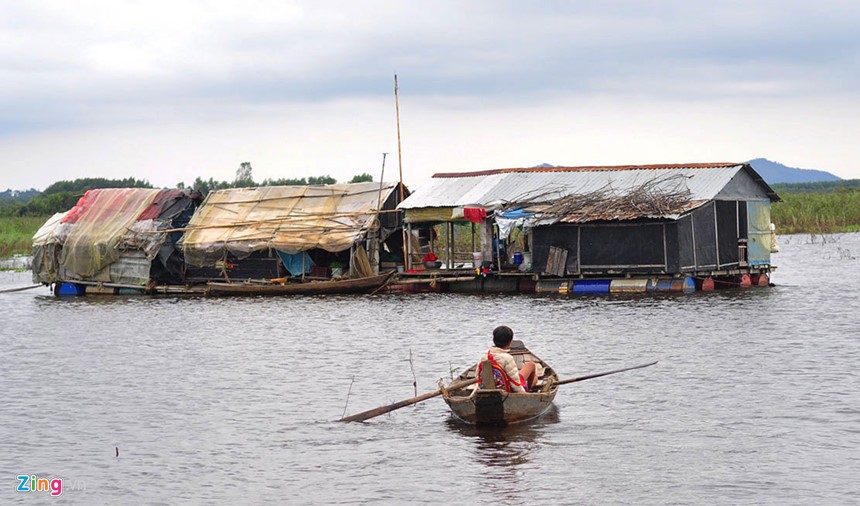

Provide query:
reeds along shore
left=0, top=215, right=47, bottom=258
left=2, top=190, right=860, bottom=259
left=771, top=190, right=860, bottom=234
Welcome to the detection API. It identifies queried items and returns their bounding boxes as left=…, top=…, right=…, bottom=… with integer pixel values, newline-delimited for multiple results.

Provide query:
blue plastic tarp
left=499, top=208, right=533, bottom=219
left=277, top=251, right=315, bottom=276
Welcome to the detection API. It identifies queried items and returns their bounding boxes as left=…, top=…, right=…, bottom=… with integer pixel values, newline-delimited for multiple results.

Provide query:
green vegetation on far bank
left=772, top=188, right=860, bottom=234
left=771, top=179, right=860, bottom=194
left=0, top=215, right=48, bottom=258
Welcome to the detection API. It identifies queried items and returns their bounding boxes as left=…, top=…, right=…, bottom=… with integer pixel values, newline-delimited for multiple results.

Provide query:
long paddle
left=340, top=377, right=479, bottom=423
left=339, top=360, right=657, bottom=423
left=554, top=360, right=658, bottom=386
left=0, top=284, right=42, bottom=294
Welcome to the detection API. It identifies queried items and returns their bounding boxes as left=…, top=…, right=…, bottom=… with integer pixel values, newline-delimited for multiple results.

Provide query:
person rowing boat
left=477, top=325, right=538, bottom=392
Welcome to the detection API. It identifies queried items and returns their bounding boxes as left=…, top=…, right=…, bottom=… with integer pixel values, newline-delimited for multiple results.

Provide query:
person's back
left=476, top=325, right=535, bottom=393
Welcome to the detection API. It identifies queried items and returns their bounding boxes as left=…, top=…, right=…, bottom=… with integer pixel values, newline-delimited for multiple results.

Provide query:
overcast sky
left=1, top=1, right=858, bottom=191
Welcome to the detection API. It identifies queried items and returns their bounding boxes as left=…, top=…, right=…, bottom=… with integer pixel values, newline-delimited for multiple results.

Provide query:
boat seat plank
left=479, top=360, right=495, bottom=390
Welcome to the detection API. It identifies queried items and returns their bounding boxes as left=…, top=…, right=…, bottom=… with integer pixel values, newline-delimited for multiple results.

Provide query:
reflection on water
left=445, top=406, right=561, bottom=502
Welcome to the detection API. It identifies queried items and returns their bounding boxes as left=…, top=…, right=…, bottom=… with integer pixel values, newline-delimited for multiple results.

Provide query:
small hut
left=178, top=182, right=405, bottom=281
left=397, top=163, right=779, bottom=291
left=32, top=188, right=202, bottom=291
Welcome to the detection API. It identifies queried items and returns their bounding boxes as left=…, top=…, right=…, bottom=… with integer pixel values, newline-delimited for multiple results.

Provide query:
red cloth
left=422, top=252, right=438, bottom=262
left=463, top=207, right=487, bottom=223
left=477, top=350, right=526, bottom=392
left=61, top=189, right=101, bottom=224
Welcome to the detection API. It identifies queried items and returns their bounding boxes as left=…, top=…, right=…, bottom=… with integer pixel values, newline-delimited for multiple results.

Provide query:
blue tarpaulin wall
left=277, top=251, right=316, bottom=276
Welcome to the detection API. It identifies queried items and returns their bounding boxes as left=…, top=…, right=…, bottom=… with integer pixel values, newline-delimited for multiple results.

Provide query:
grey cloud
left=1, top=1, right=859, bottom=132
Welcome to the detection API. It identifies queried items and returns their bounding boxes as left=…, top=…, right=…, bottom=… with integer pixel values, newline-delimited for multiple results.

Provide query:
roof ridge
left=432, top=162, right=744, bottom=178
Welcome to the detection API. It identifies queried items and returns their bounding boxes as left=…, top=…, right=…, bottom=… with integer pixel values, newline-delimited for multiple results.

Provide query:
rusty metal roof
left=400, top=163, right=778, bottom=215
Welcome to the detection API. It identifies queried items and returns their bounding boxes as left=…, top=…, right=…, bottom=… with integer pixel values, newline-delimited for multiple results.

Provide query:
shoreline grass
left=0, top=216, right=47, bottom=258
left=772, top=190, right=860, bottom=235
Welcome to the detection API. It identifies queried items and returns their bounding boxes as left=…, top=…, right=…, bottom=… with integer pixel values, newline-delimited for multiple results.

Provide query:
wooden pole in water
left=395, top=75, right=409, bottom=271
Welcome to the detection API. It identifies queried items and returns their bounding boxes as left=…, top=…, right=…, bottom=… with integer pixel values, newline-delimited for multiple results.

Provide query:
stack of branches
left=515, top=174, right=695, bottom=223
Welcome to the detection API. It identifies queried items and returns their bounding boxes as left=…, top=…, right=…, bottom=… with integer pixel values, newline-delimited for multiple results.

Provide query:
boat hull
left=445, top=389, right=557, bottom=425
left=206, top=271, right=394, bottom=296
left=442, top=341, right=559, bottom=426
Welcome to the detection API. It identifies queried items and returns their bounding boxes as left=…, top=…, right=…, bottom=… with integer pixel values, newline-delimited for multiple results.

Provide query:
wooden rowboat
left=442, top=340, right=559, bottom=426
left=206, top=271, right=395, bottom=296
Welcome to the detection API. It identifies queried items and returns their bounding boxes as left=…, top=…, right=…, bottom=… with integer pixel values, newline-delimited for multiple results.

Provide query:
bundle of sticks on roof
left=520, top=174, right=694, bottom=223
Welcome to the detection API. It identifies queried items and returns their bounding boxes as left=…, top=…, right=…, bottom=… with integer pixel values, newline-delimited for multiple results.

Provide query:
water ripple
left=1, top=234, right=859, bottom=504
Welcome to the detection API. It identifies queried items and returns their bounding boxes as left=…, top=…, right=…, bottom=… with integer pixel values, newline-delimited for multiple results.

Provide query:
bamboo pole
left=369, top=152, right=388, bottom=275
left=395, top=75, right=409, bottom=271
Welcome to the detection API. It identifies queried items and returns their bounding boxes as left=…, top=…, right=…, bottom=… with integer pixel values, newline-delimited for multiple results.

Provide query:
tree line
left=180, top=162, right=374, bottom=195
left=0, top=177, right=154, bottom=217
left=0, top=164, right=376, bottom=217
left=771, top=179, right=860, bottom=194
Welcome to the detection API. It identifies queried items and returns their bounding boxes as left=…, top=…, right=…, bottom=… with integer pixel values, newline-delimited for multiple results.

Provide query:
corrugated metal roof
left=400, top=164, right=750, bottom=210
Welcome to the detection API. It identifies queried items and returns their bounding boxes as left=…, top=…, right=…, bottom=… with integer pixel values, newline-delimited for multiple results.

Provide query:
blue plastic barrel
left=56, top=282, right=86, bottom=296
left=513, top=252, right=524, bottom=265
left=572, top=279, right=611, bottom=294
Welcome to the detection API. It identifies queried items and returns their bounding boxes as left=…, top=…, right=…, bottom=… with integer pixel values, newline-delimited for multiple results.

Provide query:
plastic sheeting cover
left=59, top=189, right=163, bottom=277
left=747, top=200, right=772, bottom=265
left=277, top=251, right=315, bottom=277
left=31, top=211, right=69, bottom=246
left=180, top=183, right=398, bottom=266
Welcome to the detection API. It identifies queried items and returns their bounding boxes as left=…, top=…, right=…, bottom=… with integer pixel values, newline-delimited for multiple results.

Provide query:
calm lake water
left=1, top=233, right=858, bottom=505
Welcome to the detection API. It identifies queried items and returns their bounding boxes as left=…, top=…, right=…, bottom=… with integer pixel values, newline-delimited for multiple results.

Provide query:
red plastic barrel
left=751, top=273, right=769, bottom=286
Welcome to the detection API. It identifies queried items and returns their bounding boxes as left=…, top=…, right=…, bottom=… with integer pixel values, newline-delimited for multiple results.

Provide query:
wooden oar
left=0, top=284, right=42, bottom=294
left=554, top=360, right=658, bottom=386
left=340, top=377, right=478, bottom=423
left=339, top=360, right=657, bottom=423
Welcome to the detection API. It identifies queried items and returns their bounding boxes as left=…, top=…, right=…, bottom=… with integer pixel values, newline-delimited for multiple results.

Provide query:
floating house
left=396, top=163, right=779, bottom=293
left=179, top=182, right=406, bottom=282
left=32, top=188, right=202, bottom=293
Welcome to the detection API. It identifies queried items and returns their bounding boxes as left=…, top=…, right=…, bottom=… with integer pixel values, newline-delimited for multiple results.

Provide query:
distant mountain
left=747, top=158, right=841, bottom=184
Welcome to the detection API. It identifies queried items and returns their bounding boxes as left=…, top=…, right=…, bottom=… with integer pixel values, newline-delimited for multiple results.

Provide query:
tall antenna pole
left=395, top=76, right=405, bottom=201
left=376, top=152, right=388, bottom=211
left=369, top=152, right=388, bottom=276
left=395, top=75, right=409, bottom=270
